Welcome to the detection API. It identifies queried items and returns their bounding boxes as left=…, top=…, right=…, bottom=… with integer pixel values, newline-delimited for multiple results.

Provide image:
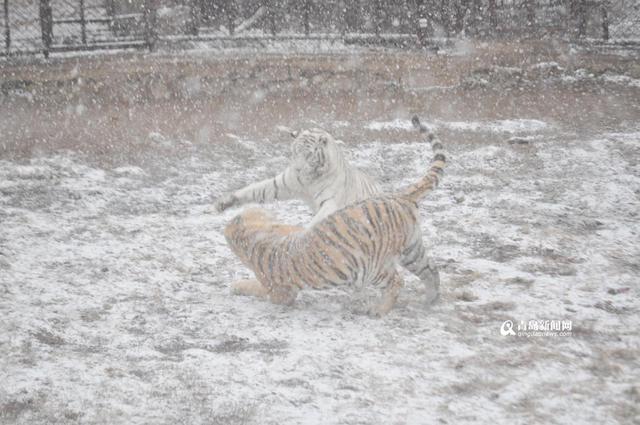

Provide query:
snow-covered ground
left=2, top=45, right=640, bottom=423
left=1, top=112, right=639, bottom=423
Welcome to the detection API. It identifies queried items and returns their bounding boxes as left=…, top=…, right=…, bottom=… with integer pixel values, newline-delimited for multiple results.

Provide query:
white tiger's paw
left=424, top=288, right=440, bottom=306
left=215, top=193, right=239, bottom=212
left=231, top=279, right=269, bottom=299
left=423, top=267, right=440, bottom=306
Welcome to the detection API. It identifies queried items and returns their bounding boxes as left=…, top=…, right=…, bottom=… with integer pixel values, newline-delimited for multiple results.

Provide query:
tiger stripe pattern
left=224, top=116, right=446, bottom=316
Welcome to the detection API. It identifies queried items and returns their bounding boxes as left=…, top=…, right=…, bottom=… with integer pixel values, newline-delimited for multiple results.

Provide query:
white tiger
left=216, top=127, right=380, bottom=226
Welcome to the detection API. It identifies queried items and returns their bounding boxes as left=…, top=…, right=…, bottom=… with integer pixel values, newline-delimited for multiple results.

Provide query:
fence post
left=39, top=0, right=52, bottom=58
left=372, top=0, right=381, bottom=38
left=189, top=0, right=200, bottom=36
left=466, top=0, right=481, bottom=36
left=79, top=0, right=87, bottom=44
left=226, top=0, right=235, bottom=35
left=525, top=0, right=535, bottom=32
left=416, top=0, right=428, bottom=47
left=439, top=0, right=451, bottom=37
left=3, top=0, right=9, bottom=54
left=268, top=0, right=277, bottom=36
left=106, top=0, right=115, bottom=18
left=601, top=2, right=609, bottom=41
left=577, top=0, right=587, bottom=38
left=344, top=0, right=360, bottom=33
left=487, top=0, right=497, bottom=36
left=143, top=0, right=157, bottom=50
left=303, top=0, right=311, bottom=36
left=453, top=1, right=466, bottom=35
left=105, top=0, right=115, bottom=35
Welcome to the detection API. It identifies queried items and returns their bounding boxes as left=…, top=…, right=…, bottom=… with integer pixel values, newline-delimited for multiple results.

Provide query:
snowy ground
left=1, top=50, right=640, bottom=424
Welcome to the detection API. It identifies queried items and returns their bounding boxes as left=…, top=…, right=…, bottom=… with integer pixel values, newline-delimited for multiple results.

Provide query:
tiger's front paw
left=366, top=298, right=396, bottom=317
left=423, top=269, right=440, bottom=306
left=349, top=294, right=393, bottom=318
left=231, top=279, right=269, bottom=299
left=424, top=287, right=440, bottom=306
left=215, top=193, right=239, bottom=212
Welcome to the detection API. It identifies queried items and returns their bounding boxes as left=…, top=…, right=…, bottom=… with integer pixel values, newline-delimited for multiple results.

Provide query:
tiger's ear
left=276, top=125, right=299, bottom=138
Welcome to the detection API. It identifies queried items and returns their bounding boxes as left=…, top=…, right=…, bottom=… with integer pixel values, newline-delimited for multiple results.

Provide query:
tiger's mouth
left=224, top=226, right=252, bottom=261
left=294, top=159, right=327, bottom=180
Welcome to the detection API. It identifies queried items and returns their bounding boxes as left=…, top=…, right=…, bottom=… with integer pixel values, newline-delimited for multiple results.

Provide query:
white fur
left=216, top=128, right=380, bottom=226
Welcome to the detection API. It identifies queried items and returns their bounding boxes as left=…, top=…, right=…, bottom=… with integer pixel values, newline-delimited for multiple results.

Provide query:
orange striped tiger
left=224, top=116, right=445, bottom=316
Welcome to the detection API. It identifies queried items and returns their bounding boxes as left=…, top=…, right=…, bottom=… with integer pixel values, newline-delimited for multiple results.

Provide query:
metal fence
left=607, top=0, right=640, bottom=40
left=1, top=0, right=638, bottom=57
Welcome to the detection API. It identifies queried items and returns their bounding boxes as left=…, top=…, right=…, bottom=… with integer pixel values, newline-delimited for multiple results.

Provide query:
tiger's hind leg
left=400, top=236, right=440, bottom=306
left=366, top=268, right=405, bottom=317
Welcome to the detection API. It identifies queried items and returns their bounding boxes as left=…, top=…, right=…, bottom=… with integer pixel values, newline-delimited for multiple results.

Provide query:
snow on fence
left=0, top=0, right=636, bottom=57
left=607, top=0, right=640, bottom=41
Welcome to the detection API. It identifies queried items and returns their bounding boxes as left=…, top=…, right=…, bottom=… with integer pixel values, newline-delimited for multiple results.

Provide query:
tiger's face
left=224, top=208, right=304, bottom=266
left=225, top=208, right=275, bottom=241
left=224, top=208, right=277, bottom=262
left=290, top=129, right=342, bottom=183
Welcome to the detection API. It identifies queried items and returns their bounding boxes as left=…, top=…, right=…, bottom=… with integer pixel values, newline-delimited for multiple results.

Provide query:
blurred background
left=1, top=0, right=638, bottom=57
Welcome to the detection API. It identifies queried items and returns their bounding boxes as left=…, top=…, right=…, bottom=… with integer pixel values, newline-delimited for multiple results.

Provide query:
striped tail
left=401, top=116, right=446, bottom=202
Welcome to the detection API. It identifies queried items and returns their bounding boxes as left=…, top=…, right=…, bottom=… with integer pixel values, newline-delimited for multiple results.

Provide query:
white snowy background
left=1, top=48, right=639, bottom=424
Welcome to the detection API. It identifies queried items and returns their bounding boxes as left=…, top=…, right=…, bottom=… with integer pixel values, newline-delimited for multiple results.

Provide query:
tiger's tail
left=401, top=116, right=446, bottom=202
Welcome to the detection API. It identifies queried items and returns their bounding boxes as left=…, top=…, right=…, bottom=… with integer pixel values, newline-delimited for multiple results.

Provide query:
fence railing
left=1, top=0, right=637, bottom=57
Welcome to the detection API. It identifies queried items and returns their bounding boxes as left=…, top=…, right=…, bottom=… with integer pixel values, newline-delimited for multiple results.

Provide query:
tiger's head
left=225, top=208, right=275, bottom=256
left=290, top=128, right=345, bottom=183
left=224, top=208, right=302, bottom=265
